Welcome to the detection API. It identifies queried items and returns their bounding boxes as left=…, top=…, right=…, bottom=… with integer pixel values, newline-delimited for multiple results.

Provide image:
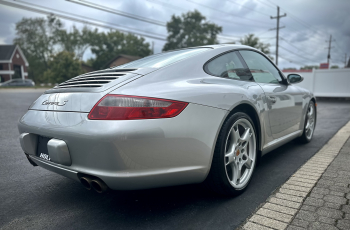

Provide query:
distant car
left=18, top=45, right=316, bottom=196
left=0, top=79, right=35, bottom=87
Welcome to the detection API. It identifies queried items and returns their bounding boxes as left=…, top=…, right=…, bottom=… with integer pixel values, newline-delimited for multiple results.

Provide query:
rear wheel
left=297, top=101, right=316, bottom=143
left=205, top=112, right=257, bottom=196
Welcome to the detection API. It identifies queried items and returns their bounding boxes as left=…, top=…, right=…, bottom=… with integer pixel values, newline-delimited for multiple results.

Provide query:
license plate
left=37, top=136, right=52, bottom=161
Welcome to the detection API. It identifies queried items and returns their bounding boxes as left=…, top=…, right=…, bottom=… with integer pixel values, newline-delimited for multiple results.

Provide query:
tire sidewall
left=302, top=101, right=316, bottom=143
left=217, top=112, right=257, bottom=193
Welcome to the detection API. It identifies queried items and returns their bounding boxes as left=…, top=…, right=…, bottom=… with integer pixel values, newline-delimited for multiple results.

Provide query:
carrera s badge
left=42, top=100, right=68, bottom=106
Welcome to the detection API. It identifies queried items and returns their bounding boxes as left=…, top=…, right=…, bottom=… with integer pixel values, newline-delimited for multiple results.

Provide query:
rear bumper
left=28, top=155, right=206, bottom=190
left=18, top=103, right=227, bottom=190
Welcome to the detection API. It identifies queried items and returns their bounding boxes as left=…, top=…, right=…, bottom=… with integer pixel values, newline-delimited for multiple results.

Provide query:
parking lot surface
left=1, top=90, right=350, bottom=230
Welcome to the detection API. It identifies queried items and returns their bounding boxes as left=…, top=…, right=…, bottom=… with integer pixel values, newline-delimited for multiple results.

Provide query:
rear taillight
left=88, top=95, right=188, bottom=120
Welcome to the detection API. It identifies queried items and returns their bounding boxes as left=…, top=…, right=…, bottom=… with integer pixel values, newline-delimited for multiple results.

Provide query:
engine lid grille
left=44, top=68, right=149, bottom=94
left=56, top=72, right=126, bottom=88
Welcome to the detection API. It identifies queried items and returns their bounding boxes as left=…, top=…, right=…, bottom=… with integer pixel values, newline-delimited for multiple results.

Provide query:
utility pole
left=270, top=6, right=286, bottom=66
left=325, top=35, right=335, bottom=67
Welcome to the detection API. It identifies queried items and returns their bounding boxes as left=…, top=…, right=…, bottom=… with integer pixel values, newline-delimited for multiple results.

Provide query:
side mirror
left=287, top=74, right=303, bottom=84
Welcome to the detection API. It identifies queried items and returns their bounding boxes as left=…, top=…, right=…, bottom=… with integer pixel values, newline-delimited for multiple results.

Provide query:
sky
left=0, top=0, right=349, bottom=69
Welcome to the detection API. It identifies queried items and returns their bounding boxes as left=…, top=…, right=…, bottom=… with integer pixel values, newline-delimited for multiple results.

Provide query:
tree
left=43, top=51, right=82, bottom=84
left=13, top=15, right=152, bottom=80
left=55, top=26, right=97, bottom=60
left=163, top=10, right=222, bottom=51
left=13, top=15, right=64, bottom=82
left=331, top=65, right=339, bottom=69
left=239, top=34, right=271, bottom=55
left=89, top=31, right=152, bottom=70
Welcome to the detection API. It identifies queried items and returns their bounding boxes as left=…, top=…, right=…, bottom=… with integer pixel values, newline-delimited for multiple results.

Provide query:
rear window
left=115, top=48, right=210, bottom=69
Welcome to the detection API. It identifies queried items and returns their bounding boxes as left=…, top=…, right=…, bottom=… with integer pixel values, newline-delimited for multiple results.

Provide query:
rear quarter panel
left=111, top=47, right=273, bottom=150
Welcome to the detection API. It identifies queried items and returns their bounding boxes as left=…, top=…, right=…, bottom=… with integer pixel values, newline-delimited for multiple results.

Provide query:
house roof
left=104, top=54, right=141, bottom=68
left=0, top=45, right=16, bottom=61
left=0, top=44, right=29, bottom=66
left=282, top=69, right=313, bottom=73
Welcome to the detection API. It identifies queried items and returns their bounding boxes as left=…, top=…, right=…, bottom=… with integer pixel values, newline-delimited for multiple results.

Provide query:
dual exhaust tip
left=80, top=176, right=108, bottom=193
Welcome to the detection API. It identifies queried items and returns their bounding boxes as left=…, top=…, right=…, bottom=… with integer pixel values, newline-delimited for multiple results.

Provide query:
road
left=1, top=90, right=350, bottom=230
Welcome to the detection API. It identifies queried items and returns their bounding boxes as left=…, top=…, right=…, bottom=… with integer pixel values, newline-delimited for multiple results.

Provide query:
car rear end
left=18, top=63, right=227, bottom=191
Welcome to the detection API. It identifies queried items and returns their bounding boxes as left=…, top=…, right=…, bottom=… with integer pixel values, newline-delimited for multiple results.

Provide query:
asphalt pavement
left=1, top=90, right=350, bottom=230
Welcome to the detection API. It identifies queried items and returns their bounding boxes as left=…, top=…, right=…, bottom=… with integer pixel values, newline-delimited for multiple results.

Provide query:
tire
left=297, top=101, right=316, bottom=143
left=205, top=112, right=257, bottom=196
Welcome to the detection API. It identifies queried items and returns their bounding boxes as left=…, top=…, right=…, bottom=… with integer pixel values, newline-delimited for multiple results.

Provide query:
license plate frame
left=36, top=136, right=52, bottom=161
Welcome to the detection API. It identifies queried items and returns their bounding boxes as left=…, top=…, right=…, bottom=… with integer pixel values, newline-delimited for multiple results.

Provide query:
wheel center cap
left=236, top=149, right=240, bottom=156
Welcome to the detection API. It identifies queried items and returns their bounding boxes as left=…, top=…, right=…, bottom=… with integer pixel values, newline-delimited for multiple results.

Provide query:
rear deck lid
left=29, top=68, right=156, bottom=112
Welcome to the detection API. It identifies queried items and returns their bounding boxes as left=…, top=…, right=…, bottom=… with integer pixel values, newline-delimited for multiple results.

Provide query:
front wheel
left=205, top=112, right=257, bottom=196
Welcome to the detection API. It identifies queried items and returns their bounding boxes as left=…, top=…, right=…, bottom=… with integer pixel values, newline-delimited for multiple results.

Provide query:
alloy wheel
left=224, top=118, right=256, bottom=189
left=305, top=103, right=315, bottom=139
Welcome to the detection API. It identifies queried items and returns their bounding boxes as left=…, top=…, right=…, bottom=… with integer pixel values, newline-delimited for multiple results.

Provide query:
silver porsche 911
left=18, top=44, right=316, bottom=195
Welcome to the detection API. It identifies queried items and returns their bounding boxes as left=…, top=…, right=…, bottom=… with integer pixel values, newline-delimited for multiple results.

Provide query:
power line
left=65, top=0, right=166, bottom=26
left=264, top=0, right=347, bottom=60
left=279, top=31, right=338, bottom=57
left=259, top=37, right=275, bottom=41
left=255, top=29, right=274, bottom=37
left=187, top=0, right=274, bottom=26
left=219, top=34, right=241, bottom=39
left=331, top=58, right=345, bottom=64
left=16, top=0, right=166, bottom=38
left=264, top=1, right=347, bottom=64
left=145, top=0, right=270, bottom=41
left=147, top=0, right=270, bottom=29
left=279, top=45, right=318, bottom=63
left=265, top=0, right=347, bottom=57
left=64, top=0, right=249, bottom=44
left=1, top=0, right=167, bottom=41
left=255, top=0, right=276, bottom=9
left=211, top=16, right=270, bottom=28
left=334, top=40, right=343, bottom=52
left=262, top=0, right=330, bottom=38
left=278, top=55, right=307, bottom=66
left=280, top=37, right=317, bottom=58
left=226, top=0, right=271, bottom=17
left=146, top=0, right=186, bottom=11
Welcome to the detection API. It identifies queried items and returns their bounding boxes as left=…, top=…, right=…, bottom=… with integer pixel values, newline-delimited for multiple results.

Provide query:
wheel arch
left=208, top=102, right=263, bottom=169
left=203, top=101, right=263, bottom=187
left=229, top=103, right=262, bottom=155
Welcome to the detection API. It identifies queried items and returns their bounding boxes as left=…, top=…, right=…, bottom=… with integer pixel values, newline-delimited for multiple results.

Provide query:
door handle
left=267, top=96, right=277, bottom=104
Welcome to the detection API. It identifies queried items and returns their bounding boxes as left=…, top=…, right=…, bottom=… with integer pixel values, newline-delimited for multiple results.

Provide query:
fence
left=283, top=68, right=350, bottom=97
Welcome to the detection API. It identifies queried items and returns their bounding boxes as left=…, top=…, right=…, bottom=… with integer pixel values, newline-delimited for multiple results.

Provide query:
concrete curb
left=239, top=120, right=350, bottom=230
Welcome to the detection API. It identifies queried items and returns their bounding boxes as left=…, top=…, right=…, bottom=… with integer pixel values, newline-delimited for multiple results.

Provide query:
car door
left=204, top=50, right=273, bottom=144
left=239, top=50, right=304, bottom=139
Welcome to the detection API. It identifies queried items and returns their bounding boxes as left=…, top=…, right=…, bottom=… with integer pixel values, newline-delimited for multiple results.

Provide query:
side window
left=239, top=50, right=283, bottom=84
left=204, top=51, right=253, bottom=81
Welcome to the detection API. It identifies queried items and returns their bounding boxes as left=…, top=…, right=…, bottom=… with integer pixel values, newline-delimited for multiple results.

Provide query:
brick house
left=104, top=54, right=140, bottom=68
left=0, top=45, right=29, bottom=83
